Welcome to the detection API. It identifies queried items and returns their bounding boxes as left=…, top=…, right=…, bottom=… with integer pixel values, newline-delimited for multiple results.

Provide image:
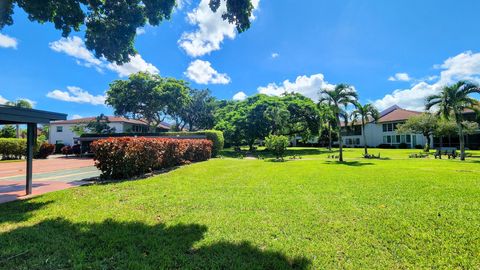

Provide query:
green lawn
left=1, top=148, right=479, bottom=269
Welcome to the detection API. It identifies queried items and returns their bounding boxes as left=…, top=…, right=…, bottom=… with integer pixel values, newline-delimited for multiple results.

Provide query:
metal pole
left=26, top=123, right=36, bottom=195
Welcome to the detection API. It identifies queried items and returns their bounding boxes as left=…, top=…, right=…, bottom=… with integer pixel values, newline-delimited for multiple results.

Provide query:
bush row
left=81, top=130, right=224, bottom=157
left=164, top=130, right=224, bottom=157
left=91, top=137, right=212, bottom=179
left=0, top=138, right=55, bottom=160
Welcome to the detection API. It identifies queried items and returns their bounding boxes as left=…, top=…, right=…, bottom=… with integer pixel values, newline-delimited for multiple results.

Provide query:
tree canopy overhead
left=0, top=0, right=255, bottom=64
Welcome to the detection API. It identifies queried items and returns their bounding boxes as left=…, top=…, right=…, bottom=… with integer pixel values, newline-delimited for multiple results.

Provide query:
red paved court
left=0, top=156, right=99, bottom=204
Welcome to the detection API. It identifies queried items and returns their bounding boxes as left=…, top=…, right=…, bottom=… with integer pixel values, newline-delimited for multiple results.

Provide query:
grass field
left=1, top=148, right=479, bottom=269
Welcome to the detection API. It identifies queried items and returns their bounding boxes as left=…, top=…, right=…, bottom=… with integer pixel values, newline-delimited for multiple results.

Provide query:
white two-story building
left=341, top=105, right=432, bottom=148
left=49, top=116, right=170, bottom=146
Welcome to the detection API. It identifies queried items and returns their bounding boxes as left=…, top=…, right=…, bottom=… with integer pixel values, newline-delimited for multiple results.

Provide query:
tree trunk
left=458, top=123, right=466, bottom=161
left=328, top=122, right=332, bottom=151
left=362, top=121, right=368, bottom=155
left=425, top=134, right=431, bottom=152
left=337, top=116, right=343, bottom=162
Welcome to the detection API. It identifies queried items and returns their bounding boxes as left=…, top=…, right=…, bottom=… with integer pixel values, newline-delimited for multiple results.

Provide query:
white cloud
left=271, top=52, right=279, bottom=59
left=178, top=0, right=260, bottom=57
left=46, top=86, right=106, bottom=106
left=49, top=36, right=102, bottom=67
left=0, top=95, right=8, bottom=104
left=257, top=73, right=335, bottom=101
left=185, top=59, right=230, bottom=84
left=374, top=51, right=480, bottom=111
left=232, top=91, right=248, bottom=101
left=0, top=33, right=18, bottom=49
left=388, top=72, right=411, bottom=82
left=49, top=36, right=158, bottom=77
left=70, top=114, right=83, bottom=120
left=107, top=54, right=159, bottom=77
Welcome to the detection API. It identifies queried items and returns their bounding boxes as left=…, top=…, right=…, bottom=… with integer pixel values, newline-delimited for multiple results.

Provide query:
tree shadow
left=323, top=161, right=374, bottom=166
left=0, top=218, right=310, bottom=269
left=0, top=200, right=52, bottom=224
left=220, top=148, right=337, bottom=160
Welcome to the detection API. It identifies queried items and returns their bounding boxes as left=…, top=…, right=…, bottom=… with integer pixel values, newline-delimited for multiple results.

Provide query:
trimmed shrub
left=163, top=130, right=224, bottom=157
left=55, top=143, right=65, bottom=154
left=72, top=144, right=82, bottom=156
left=398, top=142, right=409, bottom=149
left=265, top=135, right=290, bottom=160
left=81, top=130, right=224, bottom=157
left=0, top=138, right=26, bottom=160
left=377, top=144, right=392, bottom=149
left=415, top=144, right=423, bottom=149
left=91, top=137, right=212, bottom=179
left=35, top=143, right=55, bottom=159
left=61, top=145, right=73, bottom=156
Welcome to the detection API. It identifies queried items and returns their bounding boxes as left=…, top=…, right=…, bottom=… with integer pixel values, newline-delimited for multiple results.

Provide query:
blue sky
left=1, top=0, right=480, bottom=119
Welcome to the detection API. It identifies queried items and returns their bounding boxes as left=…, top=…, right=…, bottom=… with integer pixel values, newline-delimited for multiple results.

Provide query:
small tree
left=0, top=125, right=16, bottom=138
left=265, top=135, right=290, bottom=160
left=397, top=113, right=437, bottom=152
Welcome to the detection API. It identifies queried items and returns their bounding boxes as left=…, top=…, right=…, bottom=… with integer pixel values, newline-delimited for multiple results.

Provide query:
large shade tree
left=319, top=84, right=358, bottom=162
left=0, top=0, right=255, bottom=64
left=350, top=102, right=379, bottom=155
left=176, top=89, right=218, bottom=131
left=214, top=94, right=320, bottom=149
left=106, top=72, right=189, bottom=131
left=426, top=81, right=480, bottom=160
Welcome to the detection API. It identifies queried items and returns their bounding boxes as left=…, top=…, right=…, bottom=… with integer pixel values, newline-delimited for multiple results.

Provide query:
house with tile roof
left=341, top=105, right=432, bottom=148
left=48, top=116, right=170, bottom=146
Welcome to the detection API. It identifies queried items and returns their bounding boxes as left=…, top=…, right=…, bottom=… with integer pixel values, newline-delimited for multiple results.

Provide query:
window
left=355, top=138, right=360, bottom=145
left=406, top=135, right=411, bottom=143
left=396, top=135, right=401, bottom=143
left=383, top=136, right=387, bottom=143
left=387, top=136, right=392, bottom=143
left=55, top=140, right=63, bottom=144
left=401, top=135, right=406, bottom=143
left=383, top=123, right=394, bottom=132
left=56, top=126, right=63, bottom=132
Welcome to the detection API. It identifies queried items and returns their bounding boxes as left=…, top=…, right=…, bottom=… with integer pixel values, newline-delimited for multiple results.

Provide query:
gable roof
left=50, top=116, right=171, bottom=130
left=377, top=107, right=422, bottom=123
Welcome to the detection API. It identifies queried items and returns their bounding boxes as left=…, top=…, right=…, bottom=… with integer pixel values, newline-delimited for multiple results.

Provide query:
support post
left=26, top=123, right=36, bottom=195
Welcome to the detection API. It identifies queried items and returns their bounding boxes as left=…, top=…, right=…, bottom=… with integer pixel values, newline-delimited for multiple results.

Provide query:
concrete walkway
left=0, top=156, right=100, bottom=204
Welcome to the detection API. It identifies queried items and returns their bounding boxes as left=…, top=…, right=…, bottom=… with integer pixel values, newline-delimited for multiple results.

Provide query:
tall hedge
left=163, top=130, right=224, bottom=157
left=0, top=138, right=27, bottom=160
left=91, top=137, right=213, bottom=179
left=0, top=138, right=54, bottom=160
left=81, top=130, right=224, bottom=157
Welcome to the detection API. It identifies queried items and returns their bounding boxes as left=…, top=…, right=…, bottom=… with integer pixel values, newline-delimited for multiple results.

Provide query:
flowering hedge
left=91, top=137, right=212, bottom=179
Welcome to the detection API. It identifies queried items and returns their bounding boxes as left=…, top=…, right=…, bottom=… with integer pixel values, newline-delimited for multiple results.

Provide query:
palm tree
left=351, top=102, right=379, bottom=155
left=5, top=99, right=33, bottom=138
left=319, top=84, right=358, bottom=162
left=425, top=81, right=480, bottom=160
left=317, top=103, right=336, bottom=150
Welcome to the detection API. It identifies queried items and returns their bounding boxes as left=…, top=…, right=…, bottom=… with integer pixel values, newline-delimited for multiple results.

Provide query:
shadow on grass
left=0, top=218, right=310, bottom=269
left=323, top=160, right=374, bottom=166
left=0, top=200, right=52, bottom=224
left=220, top=148, right=337, bottom=159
